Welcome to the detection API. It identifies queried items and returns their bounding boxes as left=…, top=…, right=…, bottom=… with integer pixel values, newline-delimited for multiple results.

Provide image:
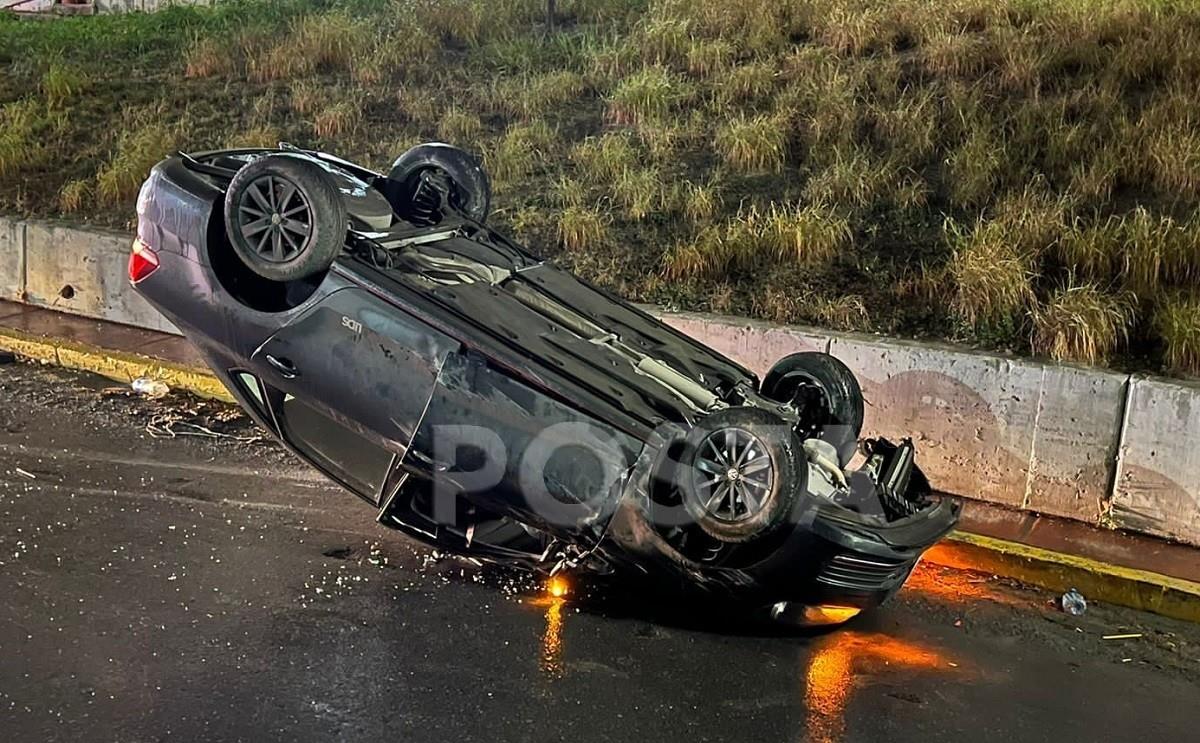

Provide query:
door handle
left=265, top=354, right=299, bottom=379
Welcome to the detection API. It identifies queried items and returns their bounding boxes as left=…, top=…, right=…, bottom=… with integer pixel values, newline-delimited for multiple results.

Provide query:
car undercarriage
left=131, top=142, right=959, bottom=626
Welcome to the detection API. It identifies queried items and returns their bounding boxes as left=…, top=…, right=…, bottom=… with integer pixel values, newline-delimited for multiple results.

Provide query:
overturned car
left=130, top=143, right=959, bottom=626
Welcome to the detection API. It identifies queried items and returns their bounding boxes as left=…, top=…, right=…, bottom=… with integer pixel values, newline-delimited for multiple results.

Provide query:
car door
left=250, top=285, right=460, bottom=482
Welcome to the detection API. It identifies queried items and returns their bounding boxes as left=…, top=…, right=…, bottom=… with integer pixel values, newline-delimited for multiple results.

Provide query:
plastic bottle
left=131, top=377, right=170, bottom=399
left=1061, top=588, right=1087, bottom=616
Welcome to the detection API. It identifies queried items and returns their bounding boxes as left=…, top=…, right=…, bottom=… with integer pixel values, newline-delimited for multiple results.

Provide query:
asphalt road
left=1, top=362, right=1198, bottom=742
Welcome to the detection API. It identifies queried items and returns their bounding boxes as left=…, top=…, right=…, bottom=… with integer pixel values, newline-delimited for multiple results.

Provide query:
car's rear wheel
left=223, top=155, right=346, bottom=282
left=388, top=142, right=491, bottom=224
left=761, top=352, right=864, bottom=467
left=679, top=407, right=807, bottom=544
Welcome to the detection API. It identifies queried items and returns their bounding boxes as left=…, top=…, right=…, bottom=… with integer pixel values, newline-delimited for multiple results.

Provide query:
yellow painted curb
left=0, top=326, right=233, bottom=402
left=926, top=531, right=1200, bottom=623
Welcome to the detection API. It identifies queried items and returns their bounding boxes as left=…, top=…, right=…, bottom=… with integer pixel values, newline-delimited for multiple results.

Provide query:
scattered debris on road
left=1061, top=588, right=1088, bottom=616
left=131, top=377, right=171, bottom=398
left=1103, top=633, right=1144, bottom=640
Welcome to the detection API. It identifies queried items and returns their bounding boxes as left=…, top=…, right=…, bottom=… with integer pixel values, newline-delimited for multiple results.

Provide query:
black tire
left=389, top=142, right=491, bottom=223
left=761, top=352, right=864, bottom=467
left=223, top=155, right=346, bottom=282
left=678, top=407, right=807, bottom=544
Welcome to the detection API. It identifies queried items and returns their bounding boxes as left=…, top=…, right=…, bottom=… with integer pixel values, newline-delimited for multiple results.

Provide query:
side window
left=274, top=393, right=395, bottom=503
left=234, top=372, right=267, bottom=414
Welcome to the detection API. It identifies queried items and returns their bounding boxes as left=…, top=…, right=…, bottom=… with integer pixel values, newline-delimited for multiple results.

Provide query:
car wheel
left=679, top=407, right=807, bottom=544
left=223, top=155, right=346, bottom=282
left=388, top=142, right=491, bottom=224
left=761, top=352, right=864, bottom=467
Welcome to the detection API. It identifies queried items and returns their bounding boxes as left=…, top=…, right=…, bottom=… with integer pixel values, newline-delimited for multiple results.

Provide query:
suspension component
left=408, top=169, right=452, bottom=226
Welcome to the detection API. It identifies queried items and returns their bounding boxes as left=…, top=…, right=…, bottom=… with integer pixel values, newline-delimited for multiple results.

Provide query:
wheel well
left=206, top=201, right=322, bottom=312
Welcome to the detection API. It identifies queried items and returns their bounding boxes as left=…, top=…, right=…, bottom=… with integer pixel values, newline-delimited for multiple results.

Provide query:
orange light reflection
left=804, top=632, right=958, bottom=743
left=903, top=557, right=1017, bottom=606
left=539, top=597, right=564, bottom=678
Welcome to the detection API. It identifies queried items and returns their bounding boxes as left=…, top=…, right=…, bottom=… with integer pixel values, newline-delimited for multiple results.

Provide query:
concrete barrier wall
left=0, top=216, right=1196, bottom=544
left=1111, top=377, right=1200, bottom=543
left=2, top=218, right=179, bottom=335
left=0, top=217, right=25, bottom=302
left=95, top=0, right=215, bottom=13
left=659, top=315, right=1198, bottom=546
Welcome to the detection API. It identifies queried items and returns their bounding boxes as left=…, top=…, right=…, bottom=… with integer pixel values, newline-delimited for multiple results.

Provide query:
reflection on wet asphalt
left=1, top=363, right=1200, bottom=742
left=803, top=631, right=956, bottom=743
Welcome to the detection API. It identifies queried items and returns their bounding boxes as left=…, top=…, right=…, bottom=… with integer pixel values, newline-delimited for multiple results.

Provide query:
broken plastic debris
left=1060, top=588, right=1087, bottom=616
left=131, top=377, right=170, bottom=398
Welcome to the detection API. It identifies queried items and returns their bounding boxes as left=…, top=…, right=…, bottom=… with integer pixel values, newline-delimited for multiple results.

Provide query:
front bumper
left=599, top=487, right=960, bottom=611
left=788, top=497, right=961, bottom=609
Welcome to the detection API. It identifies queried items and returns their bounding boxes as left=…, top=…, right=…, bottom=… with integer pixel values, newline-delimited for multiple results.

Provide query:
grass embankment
left=1, top=0, right=1199, bottom=375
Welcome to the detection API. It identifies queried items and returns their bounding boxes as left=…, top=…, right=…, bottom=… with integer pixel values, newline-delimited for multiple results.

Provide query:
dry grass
left=488, top=121, right=557, bottom=183
left=226, top=125, right=282, bottom=149
left=1155, top=293, right=1200, bottom=375
left=96, top=118, right=180, bottom=206
left=533, top=70, right=588, bottom=108
left=1120, top=208, right=1176, bottom=295
left=607, top=66, right=688, bottom=126
left=764, top=204, right=852, bottom=266
left=58, top=179, right=89, bottom=213
left=716, top=62, right=777, bottom=105
left=8, top=0, right=1200, bottom=376
left=558, top=206, right=610, bottom=252
left=0, top=100, right=41, bottom=177
left=438, top=107, right=484, bottom=144
left=421, top=0, right=485, bottom=46
left=945, top=126, right=1005, bottom=209
left=612, top=166, right=667, bottom=220
left=312, top=99, right=361, bottom=139
left=396, top=85, right=442, bottom=128
left=663, top=227, right=728, bottom=281
left=681, top=180, right=718, bottom=223
left=921, top=31, right=996, bottom=78
left=714, top=114, right=787, bottom=173
left=686, top=38, right=735, bottom=77
left=41, top=61, right=85, bottom=107
left=248, top=12, right=362, bottom=82
left=289, top=80, right=322, bottom=116
left=639, top=16, right=691, bottom=65
left=1146, top=128, right=1200, bottom=200
left=814, top=294, right=870, bottom=331
left=1032, top=281, right=1134, bottom=364
left=803, top=146, right=904, bottom=211
left=1056, top=216, right=1123, bottom=281
left=664, top=201, right=849, bottom=278
left=183, top=36, right=236, bottom=78
left=992, top=180, right=1071, bottom=255
left=555, top=177, right=587, bottom=208
left=571, top=131, right=639, bottom=183
left=946, top=219, right=1036, bottom=329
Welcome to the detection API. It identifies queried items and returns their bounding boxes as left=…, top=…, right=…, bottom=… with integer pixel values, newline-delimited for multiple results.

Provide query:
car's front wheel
left=678, top=407, right=808, bottom=544
left=223, top=155, right=347, bottom=282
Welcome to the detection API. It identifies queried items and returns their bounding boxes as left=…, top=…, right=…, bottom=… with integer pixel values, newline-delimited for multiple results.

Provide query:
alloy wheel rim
left=237, top=175, right=313, bottom=263
left=692, top=427, right=774, bottom=522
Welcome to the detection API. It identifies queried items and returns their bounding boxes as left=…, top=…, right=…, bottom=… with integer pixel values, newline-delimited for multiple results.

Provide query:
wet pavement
left=1, top=362, right=1198, bottom=742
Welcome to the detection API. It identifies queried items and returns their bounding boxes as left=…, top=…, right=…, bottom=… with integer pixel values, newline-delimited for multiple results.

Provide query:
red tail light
left=129, top=238, right=159, bottom=284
